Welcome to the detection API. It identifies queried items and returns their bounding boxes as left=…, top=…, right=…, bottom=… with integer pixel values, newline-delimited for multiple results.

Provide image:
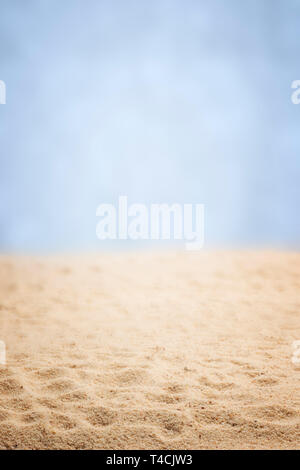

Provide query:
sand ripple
left=0, top=252, right=299, bottom=449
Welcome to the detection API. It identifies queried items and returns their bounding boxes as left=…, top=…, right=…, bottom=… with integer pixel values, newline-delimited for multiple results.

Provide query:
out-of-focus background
left=0, top=0, right=299, bottom=252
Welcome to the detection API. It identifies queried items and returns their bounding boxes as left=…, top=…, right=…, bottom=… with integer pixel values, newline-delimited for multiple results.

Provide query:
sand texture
left=0, top=251, right=299, bottom=449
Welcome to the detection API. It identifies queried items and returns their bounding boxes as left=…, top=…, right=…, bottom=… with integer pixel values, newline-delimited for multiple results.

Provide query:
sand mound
left=0, top=251, right=299, bottom=449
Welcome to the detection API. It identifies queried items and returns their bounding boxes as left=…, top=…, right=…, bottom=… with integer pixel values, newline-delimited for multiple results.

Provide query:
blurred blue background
left=0, top=0, right=299, bottom=252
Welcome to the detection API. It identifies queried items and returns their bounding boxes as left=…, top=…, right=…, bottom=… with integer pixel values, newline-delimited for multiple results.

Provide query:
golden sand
left=0, top=251, right=299, bottom=449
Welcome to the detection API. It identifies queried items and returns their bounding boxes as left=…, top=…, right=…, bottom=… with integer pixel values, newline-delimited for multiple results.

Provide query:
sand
left=0, top=251, right=299, bottom=450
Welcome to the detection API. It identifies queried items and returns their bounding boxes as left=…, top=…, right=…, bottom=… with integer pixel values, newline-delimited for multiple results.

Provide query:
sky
left=0, top=0, right=300, bottom=252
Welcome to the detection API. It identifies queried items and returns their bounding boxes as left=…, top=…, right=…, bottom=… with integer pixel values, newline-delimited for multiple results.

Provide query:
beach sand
left=0, top=251, right=299, bottom=449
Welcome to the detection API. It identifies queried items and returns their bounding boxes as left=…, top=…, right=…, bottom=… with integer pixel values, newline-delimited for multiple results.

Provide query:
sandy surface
left=0, top=251, right=299, bottom=449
